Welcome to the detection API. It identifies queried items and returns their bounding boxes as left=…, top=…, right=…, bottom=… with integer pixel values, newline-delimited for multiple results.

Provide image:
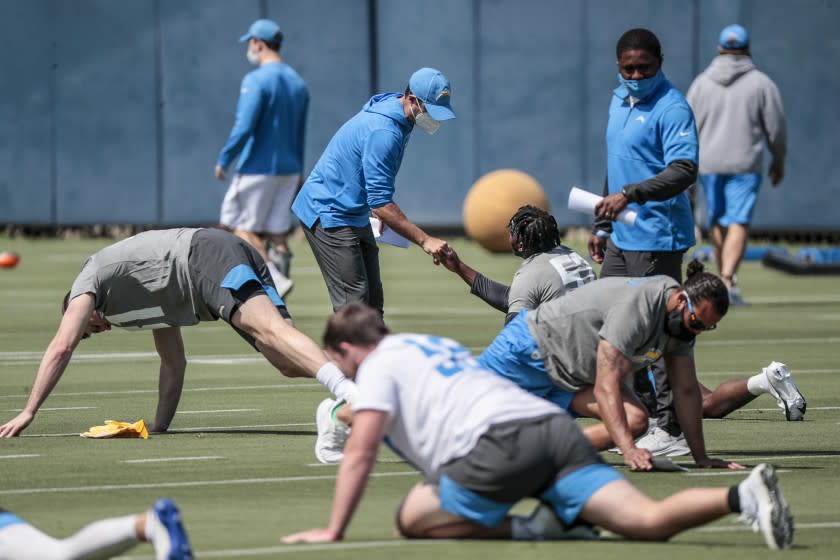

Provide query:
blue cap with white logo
left=719, top=24, right=749, bottom=49
left=240, top=19, right=281, bottom=43
left=409, top=68, right=456, bottom=121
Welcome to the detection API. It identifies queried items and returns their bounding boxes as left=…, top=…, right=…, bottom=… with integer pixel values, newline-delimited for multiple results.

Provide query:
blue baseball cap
left=719, top=24, right=749, bottom=49
left=240, top=19, right=281, bottom=43
left=409, top=68, right=456, bottom=121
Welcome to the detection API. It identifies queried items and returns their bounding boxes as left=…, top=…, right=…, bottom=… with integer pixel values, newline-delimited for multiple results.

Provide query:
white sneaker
left=738, top=464, right=794, bottom=549
left=315, top=398, right=350, bottom=464
left=607, top=419, right=653, bottom=454
left=524, top=503, right=600, bottom=540
left=635, top=427, right=690, bottom=457
left=267, top=262, right=294, bottom=299
left=728, top=285, right=750, bottom=306
left=764, top=361, right=807, bottom=421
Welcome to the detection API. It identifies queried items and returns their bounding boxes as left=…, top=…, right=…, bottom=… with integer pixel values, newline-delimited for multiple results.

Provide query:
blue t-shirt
left=292, top=93, right=412, bottom=229
left=606, top=77, right=698, bottom=251
left=217, top=61, right=309, bottom=175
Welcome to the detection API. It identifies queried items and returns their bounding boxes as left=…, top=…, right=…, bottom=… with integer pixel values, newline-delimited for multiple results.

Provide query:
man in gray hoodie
left=686, top=24, right=786, bottom=305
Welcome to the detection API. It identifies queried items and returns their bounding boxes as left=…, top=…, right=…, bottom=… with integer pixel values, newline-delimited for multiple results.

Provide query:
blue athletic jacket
left=606, top=77, right=698, bottom=252
left=292, top=93, right=412, bottom=229
left=216, top=61, right=309, bottom=175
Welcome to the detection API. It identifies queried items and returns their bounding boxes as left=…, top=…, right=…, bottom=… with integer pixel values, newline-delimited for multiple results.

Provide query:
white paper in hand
left=369, top=217, right=410, bottom=249
left=568, top=186, right=638, bottom=226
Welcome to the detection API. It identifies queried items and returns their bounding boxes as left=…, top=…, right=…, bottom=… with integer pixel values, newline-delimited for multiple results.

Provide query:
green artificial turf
left=0, top=233, right=838, bottom=559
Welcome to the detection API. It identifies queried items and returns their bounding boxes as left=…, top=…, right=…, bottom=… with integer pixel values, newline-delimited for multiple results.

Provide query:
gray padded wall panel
left=375, top=0, right=476, bottom=225
left=54, top=0, right=158, bottom=224
left=477, top=0, right=587, bottom=226
left=0, top=0, right=53, bottom=223
left=159, top=0, right=262, bottom=225
left=2, top=0, right=838, bottom=231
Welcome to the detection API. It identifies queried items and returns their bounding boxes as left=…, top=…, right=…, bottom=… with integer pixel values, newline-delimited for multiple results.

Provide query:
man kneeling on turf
left=282, top=303, right=793, bottom=549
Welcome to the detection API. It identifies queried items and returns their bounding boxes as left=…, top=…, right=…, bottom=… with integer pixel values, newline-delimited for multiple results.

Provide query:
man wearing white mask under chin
left=293, top=68, right=455, bottom=464
left=293, top=67, right=455, bottom=317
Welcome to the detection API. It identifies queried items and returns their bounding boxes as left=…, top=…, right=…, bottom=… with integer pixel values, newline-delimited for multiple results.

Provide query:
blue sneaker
left=152, top=498, right=193, bottom=560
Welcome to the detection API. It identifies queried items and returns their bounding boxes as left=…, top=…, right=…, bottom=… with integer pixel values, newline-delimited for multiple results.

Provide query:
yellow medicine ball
left=462, top=169, right=550, bottom=253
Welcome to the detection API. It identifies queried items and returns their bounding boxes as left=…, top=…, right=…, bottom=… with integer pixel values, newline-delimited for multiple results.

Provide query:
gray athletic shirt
left=526, top=275, right=693, bottom=392
left=508, top=247, right=596, bottom=316
left=69, top=228, right=211, bottom=329
left=471, top=246, right=595, bottom=323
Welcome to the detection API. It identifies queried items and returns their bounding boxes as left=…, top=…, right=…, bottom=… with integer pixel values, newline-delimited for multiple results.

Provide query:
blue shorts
left=0, top=512, right=25, bottom=530
left=540, top=464, right=625, bottom=524
left=438, top=464, right=623, bottom=527
left=478, top=311, right=575, bottom=411
left=702, top=173, right=762, bottom=228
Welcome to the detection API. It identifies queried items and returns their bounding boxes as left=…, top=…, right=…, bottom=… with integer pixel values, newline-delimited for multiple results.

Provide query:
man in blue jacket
left=293, top=68, right=454, bottom=314
left=215, top=18, right=309, bottom=298
left=587, top=28, right=700, bottom=458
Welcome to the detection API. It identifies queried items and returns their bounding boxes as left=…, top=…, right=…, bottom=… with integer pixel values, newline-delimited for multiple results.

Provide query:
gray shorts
left=188, top=229, right=290, bottom=348
left=600, top=238, right=684, bottom=282
left=302, top=221, right=383, bottom=312
left=438, top=414, right=605, bottom=503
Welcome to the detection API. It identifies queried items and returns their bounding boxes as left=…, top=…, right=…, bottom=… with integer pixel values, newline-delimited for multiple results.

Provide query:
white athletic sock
left=316, top=362, right=359, bottom=404
left=747, top=372, right=770, bottom=396
left=737, top=479, right=758, bottom=519
left=62, top=514, right=140, bottom=558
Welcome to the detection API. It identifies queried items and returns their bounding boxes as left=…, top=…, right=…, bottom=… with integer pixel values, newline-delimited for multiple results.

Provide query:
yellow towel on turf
left=81, top=419, right=149, bottom=439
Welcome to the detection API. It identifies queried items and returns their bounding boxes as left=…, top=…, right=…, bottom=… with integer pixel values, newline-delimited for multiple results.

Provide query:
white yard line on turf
left=683, top=469, right=791, bottom=477
left=116, top=521, right=840, bottom=559
left=0, top=384, right=320, bottom=400
left=0, top=454, right=40, bottom=460
left=0, top=471, right=418, bottom=496
left=176, top=409, right=259, bottom=414
left=5, top=406, right=98, bottom=412
left=4, top=340, right=840, bottom=365
left=698, top=521, right=840, bottom=533
left=721, top=453, right=840, bottom=462
left=738, top=406, right=840, bottom=412
left=122, top=456, right=224, bottom=464
left=21, top=422, right=315, bottom=438
left=306, top=458, right=405, bottom=467
left=118, top=539, right=452, bottom=559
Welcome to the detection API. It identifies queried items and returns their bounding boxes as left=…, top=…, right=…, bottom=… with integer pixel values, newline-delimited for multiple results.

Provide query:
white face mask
left=246, top=47, right=260, bottom=66
left=411, top=100, right=440, bottom=135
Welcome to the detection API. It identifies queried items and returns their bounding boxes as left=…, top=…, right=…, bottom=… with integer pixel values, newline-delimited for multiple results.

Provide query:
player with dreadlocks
left=439, top=205, right=595, bottom=324
left=312, top=206, right=596, bottom=464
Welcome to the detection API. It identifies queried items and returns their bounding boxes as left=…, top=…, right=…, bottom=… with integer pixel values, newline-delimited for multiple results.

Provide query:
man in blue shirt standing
left=292, top=68, right=453, bottom=314
left=587, top=29, right=700, bottom=457
left=215, top=18, right=309, bottom=298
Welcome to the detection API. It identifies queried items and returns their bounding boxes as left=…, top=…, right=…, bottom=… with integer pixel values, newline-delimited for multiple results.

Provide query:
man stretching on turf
left=0, top=228, right=356, bottom=437
left=282, top=303, right=793, bottom=550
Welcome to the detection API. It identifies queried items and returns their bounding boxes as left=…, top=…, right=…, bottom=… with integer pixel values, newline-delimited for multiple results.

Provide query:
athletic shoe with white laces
left=150, top=498, right=193, bottom=560
left=315, top=398, right=350, bottom=464
left=634, top=427, right=691, bottom=457
left=737, top=464, right=794, bottom=549
left=524, top=503, right=600, bottom=540
left=764, top=361, right=807, bottom=421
